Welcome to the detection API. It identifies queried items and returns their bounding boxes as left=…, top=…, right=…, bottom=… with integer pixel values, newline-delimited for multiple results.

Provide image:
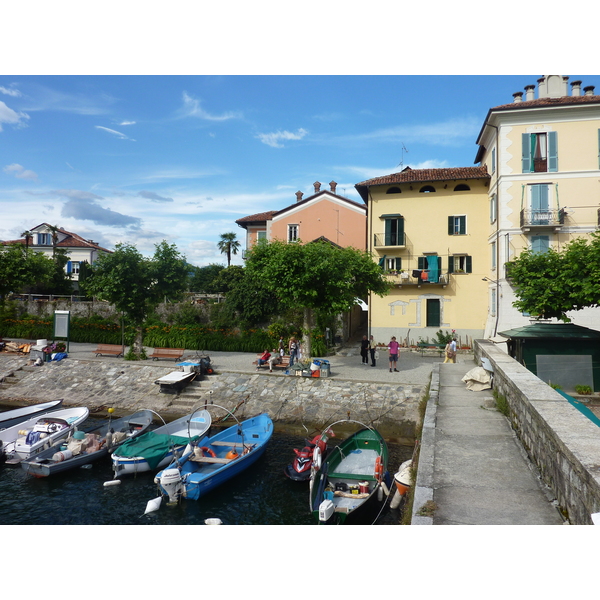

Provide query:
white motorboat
left=0, top=400, right=63, bottom=431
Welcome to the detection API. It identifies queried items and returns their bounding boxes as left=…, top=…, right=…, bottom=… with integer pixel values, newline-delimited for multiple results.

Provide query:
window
left=67, top=261, right=80, bottom=274
left=419, top=185, right=436, bottom=193
left=491, top=241, right=497, bottom=270
left=384, top=217, right=404, bottom=246
left=417, top=255, right=442, bottom=283
left=288, top=225, right=298, bottom=242
left=531, top=235, right=550, bottom=254
left=490, top=194, right=497, bottom=223
left=385, top=257, right=402, bottom=271
left=448, top=215, right=466, bottom=235
left=37, top=233, right=52, bottom=245
left=386, top=186, right=402, bottom=194
left=530, top=184, right=550, bottom=224
left=257, top=231, right=266, bottom=241
left=491, top=147, right=496, bottom=174
left=448, top=255, right=472, bottom=273
left=490, top=288, right=496, bottom=316
left=454, top=184, right=470, bottom=191
left=522, top=131, right=558, bottom=173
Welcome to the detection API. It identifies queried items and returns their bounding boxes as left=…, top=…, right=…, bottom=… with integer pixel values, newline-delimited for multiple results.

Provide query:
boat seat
left=189, top=456, right=234, bottom=464
left=329, top=472, right=377, bottom=481
left=210, top=441, right=256, bottom=450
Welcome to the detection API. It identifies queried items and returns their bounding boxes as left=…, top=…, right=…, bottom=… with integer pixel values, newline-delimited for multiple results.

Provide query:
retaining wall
left=474, top=340, right=600, bottom=524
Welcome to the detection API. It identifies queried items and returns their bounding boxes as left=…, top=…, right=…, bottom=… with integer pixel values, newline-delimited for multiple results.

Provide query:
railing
left=384, top=271, right=449, bottom=286
left=520, top=208, right=565, bottom=228
left=373, top=232, right=406, bottom=247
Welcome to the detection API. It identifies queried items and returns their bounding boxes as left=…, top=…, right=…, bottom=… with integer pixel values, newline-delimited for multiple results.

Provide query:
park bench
left=253, top=354, right=291, bottom=371
left=149, top=347, right=185, bottom=361
left=94, top=343, right=124, bottom=357
left=416, top=342, right=445, bottom=357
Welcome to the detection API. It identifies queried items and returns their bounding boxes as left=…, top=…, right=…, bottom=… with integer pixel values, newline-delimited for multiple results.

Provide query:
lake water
left=0, top=423, right=412, bottom=526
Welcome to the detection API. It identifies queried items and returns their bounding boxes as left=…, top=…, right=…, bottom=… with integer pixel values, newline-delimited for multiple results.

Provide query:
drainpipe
left=486, top=122, right=501, bottom=337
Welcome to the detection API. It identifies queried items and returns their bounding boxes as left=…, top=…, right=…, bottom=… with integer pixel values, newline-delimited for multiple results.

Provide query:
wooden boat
left=154, top=412, right=273, bottom=503
left=309, top=423, right=390, bottom=525
left=0, top=407, right=90, bottom=465
left=154, top=370, right=197, bottom=394
left=111, top=410, right=211, bottom=477
left=0, top=400, right=63, bottom=431
left=20, top=410, right=154, bottom=477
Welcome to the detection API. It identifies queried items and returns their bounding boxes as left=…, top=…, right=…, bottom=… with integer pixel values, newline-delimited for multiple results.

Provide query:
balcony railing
left=373, top=232, right=405, bottom=248
left=520, top=208, right=565, bottom=230
left=384, top=271, right=450, bottom=287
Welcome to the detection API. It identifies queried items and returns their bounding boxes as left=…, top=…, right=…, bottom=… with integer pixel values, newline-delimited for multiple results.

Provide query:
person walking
left=360, top=335, right=369, bottom=366
left=369, top=335, right=377, bottom=367
left=388, top=336, right=400, bottom=372
left=443, top=337, right=457, bottom=363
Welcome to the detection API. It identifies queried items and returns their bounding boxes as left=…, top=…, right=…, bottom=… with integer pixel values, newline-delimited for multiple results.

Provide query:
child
left=388, top=336, right=400, bottom=372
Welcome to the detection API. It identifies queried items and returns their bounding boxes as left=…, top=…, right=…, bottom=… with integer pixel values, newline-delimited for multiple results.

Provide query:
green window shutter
left=448, top=256, right=454, bottom=273
left=437, top=257, right=442, bottom=271
left=459, top=216, right=466, bottom=235
left=448, top=216, right=454, bottom=235
left=418, top=257, right=426, bottom=269
left=398, top=217, right=404, bottom=245
left=548, top=131, right=558, bottom=172
left=532, top=236, right=549, bottom=254
left=522, top=133, right=531, bottom=172
left=385, top=219, right=392, bottom=245
left=395, top=257, right=402, bottom=270
left=466, top=255, right=472, bottom=273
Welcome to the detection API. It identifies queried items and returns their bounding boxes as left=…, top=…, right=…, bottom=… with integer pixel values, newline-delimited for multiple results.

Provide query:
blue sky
left=1, top=5, right=594, bottom=268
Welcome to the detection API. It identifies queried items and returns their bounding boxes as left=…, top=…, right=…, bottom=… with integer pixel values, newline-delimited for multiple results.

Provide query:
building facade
left=355, top=167, right=490, bottom=346
left=475, top=75, right=600, bottom=336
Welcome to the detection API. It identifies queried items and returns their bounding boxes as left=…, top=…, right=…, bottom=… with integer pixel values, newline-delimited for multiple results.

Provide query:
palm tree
left=217, top=232, right=240, bottom=267
left=20, top=230, right=33, bottom=255
left=48, top=224, right=60, bottom=259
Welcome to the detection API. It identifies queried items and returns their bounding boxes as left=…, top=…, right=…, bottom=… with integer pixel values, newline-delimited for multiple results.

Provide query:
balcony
left=384, top=271, right=450, bottom=288
left=520, top=208, right=565, bottom=232
left=373, top=232, right=405, bottom=249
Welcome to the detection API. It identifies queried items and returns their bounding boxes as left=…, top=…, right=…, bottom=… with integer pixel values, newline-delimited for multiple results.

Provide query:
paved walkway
left=413, top=363, right=565, bottom=525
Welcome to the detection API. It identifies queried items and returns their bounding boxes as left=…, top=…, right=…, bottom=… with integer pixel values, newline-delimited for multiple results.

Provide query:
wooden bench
left=149, top=348, right=185, bottom=361
left=94, top=344, right=124, bottom=357
left=253, top=354, right=290, bottom=370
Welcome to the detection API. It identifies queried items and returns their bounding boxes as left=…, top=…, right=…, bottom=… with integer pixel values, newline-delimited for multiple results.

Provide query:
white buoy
left=205, top=518, right=223, bottom=525
left=144, top=496, right=162, bottom=515
left=103, top=480, right=121, bottom=487
left=390, top=489, right=402, bottom=510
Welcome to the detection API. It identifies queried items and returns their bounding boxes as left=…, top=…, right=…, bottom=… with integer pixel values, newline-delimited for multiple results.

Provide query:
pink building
left=236, top=181, right=367, bottom=256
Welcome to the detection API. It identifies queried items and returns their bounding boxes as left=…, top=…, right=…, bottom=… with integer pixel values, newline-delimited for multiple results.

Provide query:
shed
left=499, top=323, right=600, bottom=392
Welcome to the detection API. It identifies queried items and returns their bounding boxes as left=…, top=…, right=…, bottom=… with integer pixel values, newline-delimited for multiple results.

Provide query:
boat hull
left=0, top=400, right=63, bottom=431
left=155, top=413, right=273, bottom=502
left=310, top=427, right=389, bottom=525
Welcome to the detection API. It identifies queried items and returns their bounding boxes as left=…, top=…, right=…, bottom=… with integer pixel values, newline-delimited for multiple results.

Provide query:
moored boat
left=309, top=422, right=390, bottom=525
left=20, top=409, right=154, bottom=477
left=0, top=407, right=90, bottom=465
left=111, top=410, right=211, bottom=477
left=154, top=412, right=273, bottom=504
left=284, top=430, right=331, bottom=482
left=0, top=400, right=63, bottom=431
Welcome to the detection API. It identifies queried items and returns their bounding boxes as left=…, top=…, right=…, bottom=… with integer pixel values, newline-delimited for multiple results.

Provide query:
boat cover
left=113, top=432, right=199, bottom=469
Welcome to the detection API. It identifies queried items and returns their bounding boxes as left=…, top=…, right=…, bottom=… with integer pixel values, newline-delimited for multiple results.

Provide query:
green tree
left=244, top=239, right=391, bottom=356
left=507, top=232, right=600, bottom=322
left=82, top=241, right=189, bottom=357
left=188, top=263, right=226, bottom=293
left=31, top=248, right=74, bottom=295
left=0, top=245, right=54, bottom=304
left=217, top=232, right=240, bottom=267
left=20, top=230, right=33, bottom=255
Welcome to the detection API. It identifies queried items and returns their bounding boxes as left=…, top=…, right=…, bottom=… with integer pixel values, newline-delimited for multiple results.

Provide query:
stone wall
left=474, top=340, right=600, bottom=524
left=0, top=357, right=423, bottom=444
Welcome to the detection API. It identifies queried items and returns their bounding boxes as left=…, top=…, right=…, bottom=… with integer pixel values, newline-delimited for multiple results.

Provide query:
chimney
left=313, top=181, right=321, bottom=193
left=525, top=84, right=536, bottom=101
left=584, top=85, right=596, bottom=96
left=571, top=80, right=582, bottom=96
left=329, top=181, right=337, bottom=193
left=513, top=91, right=523, bottom=103
left=295, top=191, right=303, bottom=203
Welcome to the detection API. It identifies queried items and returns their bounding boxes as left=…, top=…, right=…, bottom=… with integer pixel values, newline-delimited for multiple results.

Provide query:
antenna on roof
left=398, top=144, right=409, bottom=168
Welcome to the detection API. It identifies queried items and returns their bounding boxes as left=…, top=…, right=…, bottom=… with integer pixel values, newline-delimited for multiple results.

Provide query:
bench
left=253, top=354, right=290, bottom=370
left=149, top=348, right=185, bottom=361
left=416, top=343, right=445, bottom=357
left=94, top=344, right=124, bottom=357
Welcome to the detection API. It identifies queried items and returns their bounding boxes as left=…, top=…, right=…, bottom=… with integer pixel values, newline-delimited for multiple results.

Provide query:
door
left=426, top=299, right=441, bottom=327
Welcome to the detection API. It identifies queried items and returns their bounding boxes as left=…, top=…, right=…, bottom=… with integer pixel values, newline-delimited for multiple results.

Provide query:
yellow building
left=475, top=75, right=600, bottom=336
left=355, top=166, right=490, bottom=347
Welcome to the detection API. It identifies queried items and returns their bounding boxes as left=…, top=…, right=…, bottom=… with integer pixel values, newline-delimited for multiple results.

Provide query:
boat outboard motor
left=159, top=468, right=184, bottom=503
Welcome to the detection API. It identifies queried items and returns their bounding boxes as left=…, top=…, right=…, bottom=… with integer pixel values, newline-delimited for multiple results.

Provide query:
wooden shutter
left=548, top=131, right=558, bottom=172
left=466, top=255, right=472, bottom=273
left=448, top=216, right=454, bottom=235
left=426, top=299, right=441, bottom=327
left=418, top=256, right=426, bottom=269
left=448, top=256, right=454, bottom=273
left=66, top=261, right=72, bottom=274
left=459, top=216, right=466, bottom=235
left=532, top=235, right=549, bottom=254
left=522, top=133, right=531, bottom=172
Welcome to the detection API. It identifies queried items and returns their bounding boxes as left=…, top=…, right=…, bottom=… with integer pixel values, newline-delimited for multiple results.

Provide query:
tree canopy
left=244, top=239, right=391, bottom=355
left=507, top=232, right=600, bottom=322
left=217, top=232, right=240, bottom=266
left=0, top=244, right=54, bottom=303
left=82, top=241, right=188, bottom=356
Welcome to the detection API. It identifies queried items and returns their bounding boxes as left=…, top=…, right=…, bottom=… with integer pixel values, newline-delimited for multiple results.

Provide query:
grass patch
left=417, top=500, right=438, bottom=517
left=493, top=389, right=510, bottom=417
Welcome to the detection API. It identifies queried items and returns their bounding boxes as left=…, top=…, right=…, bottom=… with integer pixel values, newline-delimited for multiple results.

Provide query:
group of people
left=256, top=336, right=302, bottom=372
left=361, top=334, right=458, bottom=372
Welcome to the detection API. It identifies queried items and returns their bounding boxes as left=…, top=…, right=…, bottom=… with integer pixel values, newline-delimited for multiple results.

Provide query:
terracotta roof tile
left=356, top=166, right=489, bottom=187
left=491, top=94, right=600, bottom=111
left=235, top=211, right=278, bottom=226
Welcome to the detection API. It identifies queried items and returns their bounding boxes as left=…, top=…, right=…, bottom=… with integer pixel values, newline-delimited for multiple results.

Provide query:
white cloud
left=257, top=128, right=308, bottom=148
left=0, top=86, right=22, bottom=97
left=119, top=120, right=136, bottom=125
left=3, top=163, right=38, bottom=181
left=0, top=101, right=29, bottom=131
left=178, top=92, right=242, bottom=121
left=95, top=125, right=135, bottom=141
left=137, top=190, right=174, bottom=203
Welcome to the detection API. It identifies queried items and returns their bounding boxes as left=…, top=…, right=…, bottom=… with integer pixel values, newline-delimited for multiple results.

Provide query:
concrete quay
left=412, top=362, right=565, bottom=525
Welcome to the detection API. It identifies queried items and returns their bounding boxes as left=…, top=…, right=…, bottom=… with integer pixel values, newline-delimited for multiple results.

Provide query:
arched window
left=386, top=186, right=402, bottom=194
left=419, top=185, right=436, bottom=193
left=454, top=184, right=470, bottom=191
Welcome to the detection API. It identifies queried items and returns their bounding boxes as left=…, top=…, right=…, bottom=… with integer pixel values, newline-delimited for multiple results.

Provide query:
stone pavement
left=413, top=362, right=565, bottom=525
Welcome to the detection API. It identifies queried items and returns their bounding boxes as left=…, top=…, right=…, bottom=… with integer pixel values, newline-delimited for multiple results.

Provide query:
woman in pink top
left=388, top=336, right=400, bottom=372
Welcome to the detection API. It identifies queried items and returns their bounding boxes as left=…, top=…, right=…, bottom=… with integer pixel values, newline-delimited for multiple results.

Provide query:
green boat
left=309, top=423, right=390, bottom=525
